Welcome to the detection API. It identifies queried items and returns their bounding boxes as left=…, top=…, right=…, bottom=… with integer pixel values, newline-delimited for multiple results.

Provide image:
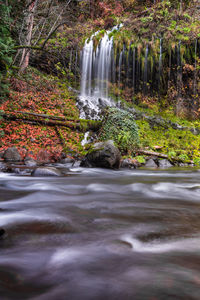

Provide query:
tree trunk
left=19, top=0, right=38, bottom=72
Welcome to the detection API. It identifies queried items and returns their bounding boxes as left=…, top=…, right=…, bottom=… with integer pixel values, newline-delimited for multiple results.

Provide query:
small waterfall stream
left=79, top=26, right=121, bottom=119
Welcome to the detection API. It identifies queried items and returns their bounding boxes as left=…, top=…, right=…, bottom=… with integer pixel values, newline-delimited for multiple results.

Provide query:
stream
left=0, top=167, right=200, bottom=299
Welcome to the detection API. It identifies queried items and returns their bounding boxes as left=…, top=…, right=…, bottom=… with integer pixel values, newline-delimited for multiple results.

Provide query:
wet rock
left=3, top=147, right=21, bottom=162
left=72, top=160, right=81, bottom=168
left=98, top=98, right=104, bottom=107
left=24, top=157, right=37, bottom=167
left=179, top=163, right=189, bottom=167
left=159, top=159, right=173, bottom=169
left=145, top=158, right=158, bottom=168
left=188, top=163, right=195, bottom=167
left=8, top=166, right=32, bottom=175
left=0, top=162, right=7, bottom=171
left=31, top=167, right=62, bottom=177
left=121, top=158, right=139, bottom=169
left=60, top=157, right=74, bottom=164
left=81, top=140, right=121, bottom=169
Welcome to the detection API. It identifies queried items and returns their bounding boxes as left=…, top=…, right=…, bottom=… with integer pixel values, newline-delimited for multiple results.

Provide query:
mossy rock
left=99, top=107, right=139, bottom=154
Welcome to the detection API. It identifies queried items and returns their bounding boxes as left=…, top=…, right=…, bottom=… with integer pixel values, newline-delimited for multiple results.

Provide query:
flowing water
left=1, top=168, right=200, bottom=299
left=79, top=27, right=118, bottom=119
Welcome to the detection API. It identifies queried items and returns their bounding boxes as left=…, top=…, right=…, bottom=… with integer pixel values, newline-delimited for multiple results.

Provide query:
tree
left=0, top=1, right=14, bottom=100
left=13, top=0, right=73, bottom=73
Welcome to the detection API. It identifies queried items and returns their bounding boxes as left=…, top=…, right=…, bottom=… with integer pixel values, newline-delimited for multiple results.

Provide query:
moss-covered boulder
left=99, top=108, right=139, bottom=154
left=81, top=140, right=121, bottom=169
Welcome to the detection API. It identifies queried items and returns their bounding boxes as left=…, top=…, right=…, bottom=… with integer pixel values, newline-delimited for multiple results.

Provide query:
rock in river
left=24, top=157, right=37, bottom=167
left=145, top=158, right=158, bottom=168
left=31, top=167, right=62, bottom=177
left=3, top=147, right=21, bottom=162
left=159, top=159, right=173, bottom=169
left=81, top=140, right=121, bottom=169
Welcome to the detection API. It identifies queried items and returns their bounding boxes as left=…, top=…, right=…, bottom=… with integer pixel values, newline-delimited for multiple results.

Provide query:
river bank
left=1, top=67, right=200, bottom=169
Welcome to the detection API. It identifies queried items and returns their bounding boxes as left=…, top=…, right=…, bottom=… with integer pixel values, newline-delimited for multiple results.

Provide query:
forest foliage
left=0, top=0, right=200, bottom=161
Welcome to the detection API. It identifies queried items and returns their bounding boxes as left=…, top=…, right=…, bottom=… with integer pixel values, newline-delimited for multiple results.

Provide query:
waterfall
left=79, top=25, right=121, bottom=119
left=78, top=25, right=199, bottom=120
left=194, top=39, right=197, bottom=96
left=132, top=48, right=136, bottom=93
left=80, top=38, right=93, bottom=97
left=158, top=38, right=162, bottom=93
left=118, top=49, right=123, bottom=88
left=143, top=45, right=149, bottom=94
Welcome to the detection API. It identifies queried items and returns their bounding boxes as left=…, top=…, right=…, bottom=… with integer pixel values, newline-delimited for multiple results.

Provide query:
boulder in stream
left=145, top=158, right=158, bottom=168
left=24, top=157, right=37, bottom=167
left=3, top=147, right=21, bottom=162
left=158, top=159, right=173, bottom=169
left=81, top=140, right=121, bottom=169
left=32, top=167, right=62, bottom=177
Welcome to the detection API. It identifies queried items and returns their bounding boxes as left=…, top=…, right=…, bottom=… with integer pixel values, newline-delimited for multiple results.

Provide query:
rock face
left=81, top=140, right=121, bottom=169
left=31, top=167, right=62, bottom=177
left=3, top=147, right=21, bottom=162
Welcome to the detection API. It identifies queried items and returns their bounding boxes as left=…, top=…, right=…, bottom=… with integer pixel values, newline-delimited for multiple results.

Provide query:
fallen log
left=0, top=112, right=101, bottom=132
left=137, top=149, right=193, bottom=164
left=15, top=111, right=70, bottom=122
left=137, top=150, right=168, bottom=159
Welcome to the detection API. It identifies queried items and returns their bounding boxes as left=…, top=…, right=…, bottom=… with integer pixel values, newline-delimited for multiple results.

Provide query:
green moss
left=136, top=119, right=200, bottom=163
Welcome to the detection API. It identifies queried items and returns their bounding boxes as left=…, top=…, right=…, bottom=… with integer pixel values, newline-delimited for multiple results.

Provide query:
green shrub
left=100, top=107, right=139, bottom=154
left=135, top=155, right=146, bottom=164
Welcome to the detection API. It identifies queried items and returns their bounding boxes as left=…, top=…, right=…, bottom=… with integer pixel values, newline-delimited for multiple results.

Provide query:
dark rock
left=32, top=167, right=62, bottom=177
left=159, top=159, right=173, bottom=169
left=24, top=157, right=37, bottom=167
left=0, top=228, right=5, bottom=237
left=81, top=140, right=121, bottom=169
left=98, top=98, right=103, bottom=106
left=0, top=162, right=7, bottom=171
left=60, top=157, right=74, bottom=164
left=3, top=147, right=21, bottom=162
left=145, top=158, right=158, bottom=168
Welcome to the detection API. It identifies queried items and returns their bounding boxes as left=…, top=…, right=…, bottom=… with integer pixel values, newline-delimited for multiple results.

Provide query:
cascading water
left=143, top=45, right=149, bottom=94
left=77, top=26, right=199, bottom=120
left=79, top=25, right=122, bottom=120
left=132, top=48, right=136, bottom=93
left=158, top=38, right=162, bottom=93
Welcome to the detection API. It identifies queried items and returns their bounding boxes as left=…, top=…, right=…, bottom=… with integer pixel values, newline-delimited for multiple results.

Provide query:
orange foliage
left=0, top=73, right=82, bottom=160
